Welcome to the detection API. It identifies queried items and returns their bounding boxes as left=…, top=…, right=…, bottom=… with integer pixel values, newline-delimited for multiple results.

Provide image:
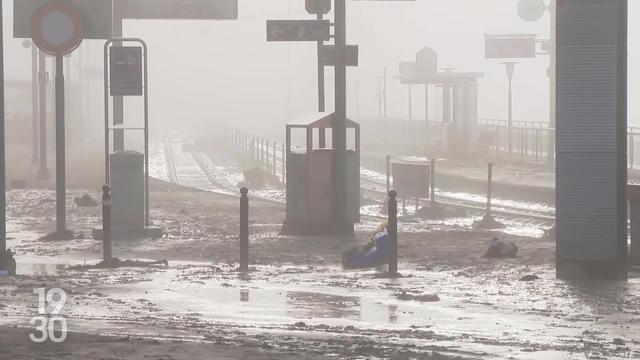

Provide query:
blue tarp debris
left=342, top=222, right=390, bottom=269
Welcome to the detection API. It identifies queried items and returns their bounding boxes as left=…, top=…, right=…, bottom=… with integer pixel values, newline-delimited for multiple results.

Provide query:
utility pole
left=112, top=1, right=125, bottom=151
left=55, top=55, right=69, bottom=236
left=383, top=67, right=388, bottom=120
left=24, top=40, right=39, bottom=165
left=332, top=0, right=349, bottom=234
left=317, top=13, right=326, bottom=148
left=38, top=50, right=49, bottom=180
left=0, top=0, right=6, bottom=254
left=547, top=0, right=556, bottom=167
left=502, top=62, right=518, bottom=158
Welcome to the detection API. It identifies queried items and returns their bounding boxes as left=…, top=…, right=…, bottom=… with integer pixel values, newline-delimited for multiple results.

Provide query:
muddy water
left=61, top=262, right=636, bottom=359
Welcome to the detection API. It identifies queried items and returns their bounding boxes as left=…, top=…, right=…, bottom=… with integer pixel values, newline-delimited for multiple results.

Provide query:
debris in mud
left=473, top=214, right=506, bottom=230
left=613, top=338, right=626, bottom=346
left=483, top=238, right=518, bottom=259
left=68, top=258, right=168, bottom=270
left=519, top=274, right=540, bottom=282
left=40, top=229, right=75, bottom=241
left=74, top=194, right=99, bottom=207
left=394, top=291, right=440, bottom=302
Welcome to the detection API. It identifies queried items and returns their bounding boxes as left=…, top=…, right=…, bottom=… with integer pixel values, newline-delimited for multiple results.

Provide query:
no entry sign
left=110, top=47, right=143, bottom=96
left=30, top=2, right=84, bottom=55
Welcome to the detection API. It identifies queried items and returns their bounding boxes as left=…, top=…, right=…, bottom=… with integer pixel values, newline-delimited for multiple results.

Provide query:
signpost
left=484, top=35, right=536, bottom=59
left=266, top=20, right=330, bottom=42
left=103, top=38, right=151, bottom=228
left=31, top=1, right=85, bottom=239
left=1, top=0, right=6, bottom=255
left=109, top=47, right=143, bottom=96
left=268, top=0, right=413, bottom=235
left=13, top=0, right=112, bottom=39
left=319, top=45, right=359, bottom=67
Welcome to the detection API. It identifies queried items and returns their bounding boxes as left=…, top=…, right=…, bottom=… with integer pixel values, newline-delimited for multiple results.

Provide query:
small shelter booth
left=395, top=46, right=483, bottom=159
left=283, top=113, right=360, bottom=235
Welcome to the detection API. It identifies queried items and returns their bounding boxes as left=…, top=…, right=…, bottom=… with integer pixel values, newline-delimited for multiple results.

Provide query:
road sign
left=30, top=2, right=84, bottom=56
left=392, top=162, right=429, bottom=198
left=306, top=0, right=331, bottom=15
left=14, top=0, right=112, bottom=40
left=116, top=0, right=238, bottom=20
left=319, top=45, right=359, bottom=67
left=110, top=47, right=143, bottom=96
left=485, top=35, right=536, bottom=59
left=266, top=20, right=330, bottom=42
left=518, top=0, right=546, bottom=22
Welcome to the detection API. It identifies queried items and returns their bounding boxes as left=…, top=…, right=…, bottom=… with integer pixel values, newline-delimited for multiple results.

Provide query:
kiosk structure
left=395, top=47, right=483, bottom=159
left=283, top=113, right=360, bottom=235
left=93, top=38, right=162, bottom=240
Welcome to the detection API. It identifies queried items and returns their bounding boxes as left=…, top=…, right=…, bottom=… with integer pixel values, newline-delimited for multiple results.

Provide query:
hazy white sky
left=2, top=0, right=639, bottom=138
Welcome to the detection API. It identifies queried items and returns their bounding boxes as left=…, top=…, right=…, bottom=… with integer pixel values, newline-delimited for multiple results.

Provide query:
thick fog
left=2, top=0, right=639, bottom=144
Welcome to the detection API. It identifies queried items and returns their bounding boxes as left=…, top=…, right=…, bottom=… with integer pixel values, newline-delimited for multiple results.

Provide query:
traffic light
left=306, top=0, right=331, bottom=15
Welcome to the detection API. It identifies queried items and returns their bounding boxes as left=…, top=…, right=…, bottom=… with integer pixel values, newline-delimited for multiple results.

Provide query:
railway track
left=161, top=133, right=555, bottom=230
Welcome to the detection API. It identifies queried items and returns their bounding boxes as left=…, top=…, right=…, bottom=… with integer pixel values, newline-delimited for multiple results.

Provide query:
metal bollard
left=239, top=187, right=249, bottom=272
left=486, top=163, right=493, bottom=217
left=388, top=190, right=398, bottom=276
left=102, top=185, right=112, bottom=262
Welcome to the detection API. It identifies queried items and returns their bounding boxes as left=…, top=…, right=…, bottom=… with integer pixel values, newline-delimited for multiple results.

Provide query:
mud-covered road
left=0, top=178, right=639, bottom=359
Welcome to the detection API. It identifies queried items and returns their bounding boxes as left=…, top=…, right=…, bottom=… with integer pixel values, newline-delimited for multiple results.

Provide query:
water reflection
left=286, top=291, right=361, bottom=321
left=240, top=289, right=249, bottom=302
left=388, top=304, right=398, bottom=324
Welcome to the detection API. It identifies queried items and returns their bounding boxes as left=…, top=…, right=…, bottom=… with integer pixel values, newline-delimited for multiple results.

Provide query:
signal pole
left=0, top=0, right=6, bottom=254
left=332, top=0, right=350, bottom=234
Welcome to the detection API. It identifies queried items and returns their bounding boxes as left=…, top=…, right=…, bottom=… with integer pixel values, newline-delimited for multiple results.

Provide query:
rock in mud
left=483, top=238, right=518, bottom=259
left=74, top=194, right=99, bottom=207
left=613, top=338, right=626, bottom=346
left=519, top=274, right=540, bottom=282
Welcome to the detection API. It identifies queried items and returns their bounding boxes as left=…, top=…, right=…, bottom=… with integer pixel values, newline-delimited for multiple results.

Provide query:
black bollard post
left=102, top=185, right=112, bottom=262
left=388, top=190, right=398, bottom=277
left=239, top=187, right=249, bottom=272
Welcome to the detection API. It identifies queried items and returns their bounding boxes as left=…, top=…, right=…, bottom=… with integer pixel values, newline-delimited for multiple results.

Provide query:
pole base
left=556, top=260, right=628, bottom=281
left=473, top=214, right=506, bottom=230
left=92, top=226, right=164, bottom=240
left=282, top=220, right=354, bottom=237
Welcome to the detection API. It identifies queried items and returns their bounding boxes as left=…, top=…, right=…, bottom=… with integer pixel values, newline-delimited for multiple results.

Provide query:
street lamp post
left=501, top=62, right=519, bottom=158
left=332, top=0, right=349, bottom=234
left=0, top=0, right=6, bottom=254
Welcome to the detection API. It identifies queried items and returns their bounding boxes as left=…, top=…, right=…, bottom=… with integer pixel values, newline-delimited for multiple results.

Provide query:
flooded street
left=0, top=174, right=638, bottom=359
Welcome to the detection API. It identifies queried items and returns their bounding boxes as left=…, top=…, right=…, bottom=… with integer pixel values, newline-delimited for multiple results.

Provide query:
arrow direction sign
left=266, top=20, right=330, bottom=42
left=319, top=45, right=359, bottom=67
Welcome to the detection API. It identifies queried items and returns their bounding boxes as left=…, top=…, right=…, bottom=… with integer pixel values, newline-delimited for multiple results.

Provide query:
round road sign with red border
left=31, top=1, right=84, bottom=56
